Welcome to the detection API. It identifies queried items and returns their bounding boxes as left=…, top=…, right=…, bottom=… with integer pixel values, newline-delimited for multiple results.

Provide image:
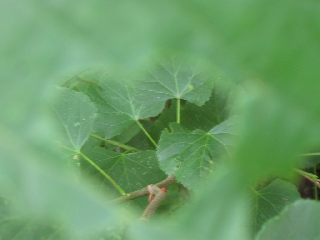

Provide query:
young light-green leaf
left=136, top=60, right=214, bottom=106
left=157, top=117, right=237, bottom=188
left=250, top=179, right=300, bottom=234
left=53, top=87, right=97, bottom=152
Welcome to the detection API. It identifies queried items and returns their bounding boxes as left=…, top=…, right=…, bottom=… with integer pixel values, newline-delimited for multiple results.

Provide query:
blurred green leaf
left=168, top=0, right=320, bottom=184
left=126, top=168, right=250, bottom=240
left=157, top=117, right=237, bottom=188
left=250, top=179, right=300, bottom=234
left=0, top=195, right=127, bottom=240
left=61, top=69, right=102, bottom=92
left=180, top=1, right=320, bottom=108
left=53, top=87, right=97, bottom=152
left=234, top=88, right=313, bottom=183
left=2, top=0, right=320, bottom=239
left=0, top=212, right=63, bottom=240
left=0, top=141, right=120, bottom=237
left=256, top=200, right=320, bottom=240
left=297, top=153, right=320, bottom=169
left=175, top=168, right=250, bottom=240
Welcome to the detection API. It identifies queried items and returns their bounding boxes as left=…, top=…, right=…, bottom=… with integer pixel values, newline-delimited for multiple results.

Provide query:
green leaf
left=180, top=1, right=320, bottom=113
left=0, top=136, right=120, bottom=236
left=175, top=168, right=250, bottom=240
left=86, top=78, right=164, bottom=140
left=250, top=179, right=300, bottom=234
left=0, top=195, right=126, bottom=240
left=178, top=0, right=320, bottom=183
left=297, top=153, right=320, bottom=169
left=3, top=0, right=320, bottom=238
left=157, top=117, right=237, bottom=188
left=180, top=87, right=232, bottom=131
left=61, top=69, right=102, bottom=92
left=256, top=200, right=320, bottom=240
left=81, top=147, right=166, bottom=199
left=0, top=215, right=62, bottom=240
left=149, top=100, right=177, bottom=142
left=53, top=87, right=97, bottom=152
left=136, top=60, right=214, bottom=106
left=112, top=122, right=141, bottom=146
left=150, top=85, right=234, bottom=141
left=127, top=168, right=250, bottom=240
left=234, top=91, right=312, bottom=184
left=127, top=121, right=154, bottom=151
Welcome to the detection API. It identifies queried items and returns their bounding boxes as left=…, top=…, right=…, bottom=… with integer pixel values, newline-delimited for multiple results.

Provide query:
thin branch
left=140, top=185, right=167, bottom=221
left=302, top=175, right=320, bottom=189
left=314, top=166, right=319, bottom=200
left=295, top=168, right=320, bottom=181
left=109, top=174, right=176, bottom=204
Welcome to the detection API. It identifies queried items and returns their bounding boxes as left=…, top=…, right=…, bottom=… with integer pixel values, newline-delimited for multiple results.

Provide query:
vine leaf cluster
left=53, top=61, right=224, bottom=199
left=52, top=61, right=301, bottom=231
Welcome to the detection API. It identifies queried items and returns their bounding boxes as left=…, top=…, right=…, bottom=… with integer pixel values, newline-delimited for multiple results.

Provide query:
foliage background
left=1, top=0, right=320, bottom=239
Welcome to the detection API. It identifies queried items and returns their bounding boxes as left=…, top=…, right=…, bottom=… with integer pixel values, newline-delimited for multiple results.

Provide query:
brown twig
left=109, top=174, right=176, bottom=204
left=140, top=185, right=167, bottom=221
left=302, top=175, right=320, bottom=188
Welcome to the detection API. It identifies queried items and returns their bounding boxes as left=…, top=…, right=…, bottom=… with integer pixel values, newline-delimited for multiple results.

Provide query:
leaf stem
left=299, top=153, right=320, bottom=156
left=177, top=98, right=181, bottom=124
left=77, top=78, right=99, bottom=85
left=295, top=168, right=320, bottom=181
left=301, top=174, right=320, bottom=189
left=90, top=133, right=139, bottom=152
left=314, top=166, right=319, bottom=200
left=136, top=120, right=158, bottom=148
left=79, top=152, right=126, bottom=195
